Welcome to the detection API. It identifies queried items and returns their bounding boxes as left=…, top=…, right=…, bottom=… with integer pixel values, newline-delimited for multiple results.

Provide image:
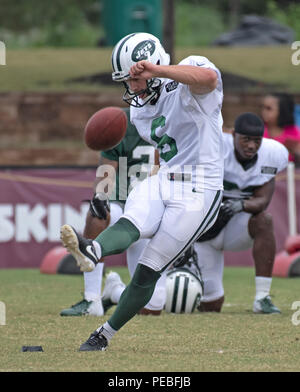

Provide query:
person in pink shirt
left=262, top=93, right=300, bottom=166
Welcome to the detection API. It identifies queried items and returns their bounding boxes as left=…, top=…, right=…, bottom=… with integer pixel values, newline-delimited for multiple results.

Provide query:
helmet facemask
left=122, top=76, right=162, bottom=108
left=111, top=33, right=170, bottom=108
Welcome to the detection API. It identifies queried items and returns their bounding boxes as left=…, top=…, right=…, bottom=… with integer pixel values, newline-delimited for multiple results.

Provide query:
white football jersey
left=222, top=132, right=289, bottom=199
left=130, top=56, right=224, bottom=190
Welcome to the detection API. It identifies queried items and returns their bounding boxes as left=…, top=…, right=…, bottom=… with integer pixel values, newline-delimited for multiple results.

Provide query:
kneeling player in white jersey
left=60, top=32, right=224, bottom=351
left=194, top=112, right=288, bottom=314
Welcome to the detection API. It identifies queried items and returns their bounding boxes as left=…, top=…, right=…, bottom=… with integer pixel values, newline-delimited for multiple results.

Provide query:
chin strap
left=149, top=85, right=162, bottom=105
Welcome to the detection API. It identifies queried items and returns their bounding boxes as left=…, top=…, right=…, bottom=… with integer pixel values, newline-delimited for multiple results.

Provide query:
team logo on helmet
left=131, top=40, right=156, bottom=62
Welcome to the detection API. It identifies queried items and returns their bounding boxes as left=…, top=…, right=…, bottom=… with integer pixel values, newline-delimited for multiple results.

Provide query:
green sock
left=108, top=264, right=161, bottom=331
left=95, top=218, right=140, bottom=257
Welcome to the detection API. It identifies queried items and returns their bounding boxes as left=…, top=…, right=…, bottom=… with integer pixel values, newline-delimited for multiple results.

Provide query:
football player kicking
left=60, top=32, right=224, bottom=351
left=60, top=107, right=166, bottom=317
left=194, top=112, right=288, bottom=314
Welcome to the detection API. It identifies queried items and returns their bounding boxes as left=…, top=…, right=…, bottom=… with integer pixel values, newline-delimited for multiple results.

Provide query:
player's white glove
left=221, top=199, right=244, bottom=219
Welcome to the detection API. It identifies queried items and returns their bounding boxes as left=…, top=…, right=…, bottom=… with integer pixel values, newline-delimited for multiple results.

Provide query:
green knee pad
left=95, top=217, right=140, bottom=257
left=132, top=263, right=161, bottom=288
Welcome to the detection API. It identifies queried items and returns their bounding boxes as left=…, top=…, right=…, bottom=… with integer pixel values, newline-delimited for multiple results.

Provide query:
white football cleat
left=253, top=296, right=281, bottom=314
left=60, top=224, right=99, bottom=272
left=60, top=298, right=104, bottom=317
left=102, top=271, right=126, bottom=303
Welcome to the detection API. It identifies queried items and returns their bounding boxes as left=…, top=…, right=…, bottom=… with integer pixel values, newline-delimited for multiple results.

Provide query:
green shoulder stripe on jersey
left=223, top=180, right=238, bottom=191
left=242, top=185, right=256, bottom=193
left=224, top=180, right=255, bottom=194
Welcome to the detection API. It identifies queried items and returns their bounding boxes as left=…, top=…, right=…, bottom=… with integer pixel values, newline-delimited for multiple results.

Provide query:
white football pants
left=84, top=202, right=166, bottom=310
left=195, top=211, right=253, bottom=302
left=122, top=173, right=223, bottom=273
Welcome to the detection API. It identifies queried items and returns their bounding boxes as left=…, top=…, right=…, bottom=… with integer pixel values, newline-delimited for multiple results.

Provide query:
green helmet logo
left=131, top=40, right=156, bottom=62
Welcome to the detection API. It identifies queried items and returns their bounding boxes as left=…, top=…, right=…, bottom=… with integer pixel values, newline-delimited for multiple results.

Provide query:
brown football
left=84, top=106, right=127, bottom=151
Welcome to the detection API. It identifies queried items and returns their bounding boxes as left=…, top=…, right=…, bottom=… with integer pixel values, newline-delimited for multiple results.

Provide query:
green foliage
left=1, top=25, right=102, bottom=49
left=267, top=0, right=300, bottom=40
left=179, top=0, right=268, bottom=28
left=175, top=2, right=227, bottom=46
left=0, top=0, right=100, bottom=31
left=175, top=0, right=300, bottom=47
left=34, top=25, right=102, bottom=48
left=1, top=1, right=300, bottom=48
left=0, top=0, right=102, bottom=48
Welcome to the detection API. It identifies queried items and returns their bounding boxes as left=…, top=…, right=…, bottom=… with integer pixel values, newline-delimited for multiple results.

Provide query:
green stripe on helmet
left=115, top=33, right=136, bottom=72
left=171, top=276, right=180, bottom=313
left=181, top=276, right=189, bottom=312
left=192, top=293, right=201, bottom=312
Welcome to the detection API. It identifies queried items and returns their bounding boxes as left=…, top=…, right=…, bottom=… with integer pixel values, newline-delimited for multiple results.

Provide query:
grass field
left=2, top=46, right=300, bottom=93
left=0, top=266, right=299, bottom=372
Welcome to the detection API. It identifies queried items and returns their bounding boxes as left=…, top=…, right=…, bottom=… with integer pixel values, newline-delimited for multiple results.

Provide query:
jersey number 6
left=151, top=116, right=178, bottom=162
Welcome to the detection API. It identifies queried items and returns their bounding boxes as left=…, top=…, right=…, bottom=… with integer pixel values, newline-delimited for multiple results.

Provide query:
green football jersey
left=101, top=108, right=156, bottom=203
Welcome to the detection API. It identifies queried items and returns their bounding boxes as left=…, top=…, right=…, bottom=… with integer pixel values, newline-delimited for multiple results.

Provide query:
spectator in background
left=261, top=93, right=300, bottom=166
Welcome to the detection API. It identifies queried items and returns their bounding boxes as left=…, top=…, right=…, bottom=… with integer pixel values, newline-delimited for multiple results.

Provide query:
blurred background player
left=60, top=107, right=166, bottom=317
left=261, top=92, right=300, bottom=166
left=60, top=32, right=224, bottom=351
left=192, top=112, right=288, bottom=314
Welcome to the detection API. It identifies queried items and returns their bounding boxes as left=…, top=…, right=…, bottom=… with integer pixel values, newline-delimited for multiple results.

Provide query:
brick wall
left=1, top=91, right=299, bottom=165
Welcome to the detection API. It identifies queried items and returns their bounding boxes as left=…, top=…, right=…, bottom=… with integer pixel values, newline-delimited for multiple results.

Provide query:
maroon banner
left=224, top=169, right=300, bottom=266
left=0, top=167, right=299, bottom=269
left=0, top=167, right=126, bottom=268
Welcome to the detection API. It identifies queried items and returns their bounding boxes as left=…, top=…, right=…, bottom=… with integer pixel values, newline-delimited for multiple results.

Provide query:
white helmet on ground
left=111, top=32, right=170, bottom=107
left=165, top=268, right=203, bottom=314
